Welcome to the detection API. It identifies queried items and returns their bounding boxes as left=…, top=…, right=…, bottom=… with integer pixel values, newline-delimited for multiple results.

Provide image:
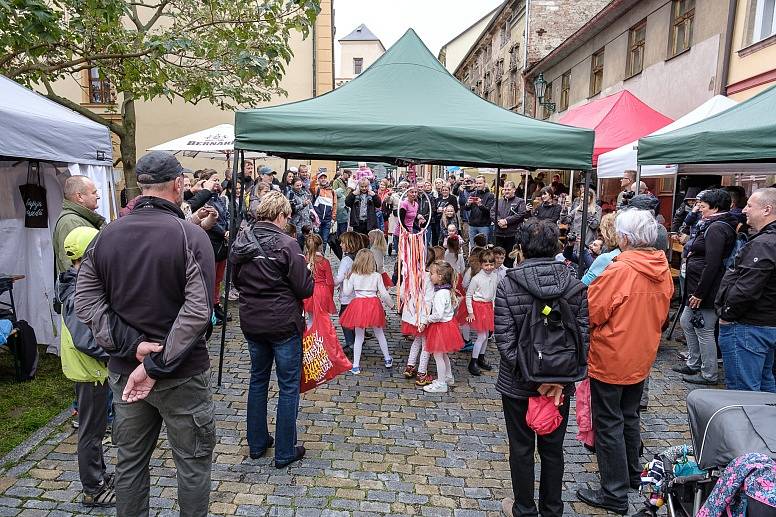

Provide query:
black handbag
left=18, top=162, right=48, bottom=228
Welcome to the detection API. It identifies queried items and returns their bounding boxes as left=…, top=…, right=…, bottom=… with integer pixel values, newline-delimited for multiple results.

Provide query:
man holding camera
left=465, top=175, right=495, bottom=249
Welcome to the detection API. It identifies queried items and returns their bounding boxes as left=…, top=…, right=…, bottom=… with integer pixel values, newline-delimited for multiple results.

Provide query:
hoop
left=397, top=189, right=432, bottom=234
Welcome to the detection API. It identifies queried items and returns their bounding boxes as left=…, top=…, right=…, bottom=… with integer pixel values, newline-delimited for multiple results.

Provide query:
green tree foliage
left=0, top=0, right=321, bottom=195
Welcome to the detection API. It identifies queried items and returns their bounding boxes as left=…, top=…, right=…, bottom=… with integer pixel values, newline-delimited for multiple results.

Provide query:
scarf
left=358, top=193, right=370, bottom=221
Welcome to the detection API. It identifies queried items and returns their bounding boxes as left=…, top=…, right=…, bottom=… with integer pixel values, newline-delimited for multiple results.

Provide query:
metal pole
left=218, top=150, right=245, bottom=387
left=523, top=170, right=529, bottom=203
left=495, top=167, right=501, bottom=233
left=284, top=158, right=288, bottom=175
left=577, top=169, right=591, bottom=280
left=634, top=164, right=642, bottom=191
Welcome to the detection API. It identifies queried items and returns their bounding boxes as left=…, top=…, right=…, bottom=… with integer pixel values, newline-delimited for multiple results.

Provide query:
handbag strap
left=27, top=161, right=41, bottom=185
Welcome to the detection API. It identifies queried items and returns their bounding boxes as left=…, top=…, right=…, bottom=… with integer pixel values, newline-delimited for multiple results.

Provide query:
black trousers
left=502, top=395, right=570, bottom=517
left=494, top=234, right=517, bottom=267
left=590, top=378, right=645, bottom=506
left=75, top=381, right=109, bottom=494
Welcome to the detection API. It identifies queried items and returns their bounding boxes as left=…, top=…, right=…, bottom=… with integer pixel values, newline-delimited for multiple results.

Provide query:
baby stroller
left=636, top=390, right=776, bottom=517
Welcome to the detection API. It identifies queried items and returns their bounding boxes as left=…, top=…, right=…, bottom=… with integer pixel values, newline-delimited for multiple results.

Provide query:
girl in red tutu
left=465, top=249, right=498, bottom=376
left=340, top=249, right=395, bottom=374
left=368, top=229, right=393, bottom=289
left=401, top=249, right=436, bottom=385
left=418, top=260, right=463, bottom=393
left=456, top=247, right=484, bottom=348
left=302, top=234, right=336, bottom=324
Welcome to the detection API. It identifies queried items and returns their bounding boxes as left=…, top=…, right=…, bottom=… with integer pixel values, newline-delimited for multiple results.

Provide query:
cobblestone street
left=0, top=255, right=701, bottom=516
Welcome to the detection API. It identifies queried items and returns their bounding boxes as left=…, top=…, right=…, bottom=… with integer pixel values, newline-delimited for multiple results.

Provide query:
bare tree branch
left=7, top=49, right=155, bottom=78
left=142, top=0, right=172, bottom=31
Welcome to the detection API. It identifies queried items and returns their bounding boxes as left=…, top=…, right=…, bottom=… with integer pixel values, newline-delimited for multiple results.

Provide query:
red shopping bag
left=300, top=312, right=352, bottom=393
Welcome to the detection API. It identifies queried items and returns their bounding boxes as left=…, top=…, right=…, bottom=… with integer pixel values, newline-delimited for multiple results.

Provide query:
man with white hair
left=716, top=187, right=776, bottom=392
left=54, top=176, right=105, bottom=276
left=577, top=209, right=673, bottom=514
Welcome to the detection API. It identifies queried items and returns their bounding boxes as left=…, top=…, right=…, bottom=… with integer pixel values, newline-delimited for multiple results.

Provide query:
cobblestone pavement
left=0, top=253, right=707, bottom=516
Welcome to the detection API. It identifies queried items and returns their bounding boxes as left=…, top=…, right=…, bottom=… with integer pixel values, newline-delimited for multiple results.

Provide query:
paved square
left=0, top=254, right=700, bottom=516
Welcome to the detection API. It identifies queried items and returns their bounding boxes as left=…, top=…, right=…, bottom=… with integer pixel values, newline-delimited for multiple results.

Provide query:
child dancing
left=303, top=234, right=336, bottom=321
left=402, top=249, right=436, bottom=385
left=340, top=249, right=395, bottom=374
left=368, top=229, right=393, bottom=288
left=465, top=249, right=498, bottom=376
left=419, top=260, right=463, bottom=393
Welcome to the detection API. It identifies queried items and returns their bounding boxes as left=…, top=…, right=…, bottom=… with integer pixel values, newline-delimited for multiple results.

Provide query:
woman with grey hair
left=577, top=209, right=673, bottom=514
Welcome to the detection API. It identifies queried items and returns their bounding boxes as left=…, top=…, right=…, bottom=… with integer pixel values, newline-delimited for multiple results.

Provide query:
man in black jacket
left=75, top=151, right=216, bottom=517
left=716, top=187, right=776, bottom=392
left=466, top=176, right=495, bottom=249
left=230, top=191, right=313, bottom=467
left=345, top=178, right=382, bottom=234
left=495, top=218, right=589, bottom=517
left=490, top=181, right=526, bottom=267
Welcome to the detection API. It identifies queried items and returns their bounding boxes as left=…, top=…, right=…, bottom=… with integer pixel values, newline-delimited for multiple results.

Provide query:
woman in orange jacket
left=576, top=209, right=673, bottom=515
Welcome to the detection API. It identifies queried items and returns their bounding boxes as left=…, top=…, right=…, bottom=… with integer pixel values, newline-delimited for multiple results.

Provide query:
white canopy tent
left=597, top=95, right=738, bottom=178
left=0, top=75, right=114, bottom=348
left=148, top=123, right=265, bottom=159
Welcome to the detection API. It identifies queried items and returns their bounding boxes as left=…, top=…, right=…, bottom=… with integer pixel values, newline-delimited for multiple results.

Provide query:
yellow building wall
left=726, top=0, right=776, bottom=100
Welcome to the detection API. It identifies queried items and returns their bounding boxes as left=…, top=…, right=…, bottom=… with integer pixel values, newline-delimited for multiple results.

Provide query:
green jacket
left=58, top=268, right=108, bottom=384
left=53, top=200, right=106, bottom=276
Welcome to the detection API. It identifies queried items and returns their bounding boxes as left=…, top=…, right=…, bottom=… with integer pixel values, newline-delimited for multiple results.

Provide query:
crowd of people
left=52, top=150, right=776, bottom=517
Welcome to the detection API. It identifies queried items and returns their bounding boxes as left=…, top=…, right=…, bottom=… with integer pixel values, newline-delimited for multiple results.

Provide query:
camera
left=567, top=232, right=577, bottom=242
left=690, top=309, right=705, bottom=329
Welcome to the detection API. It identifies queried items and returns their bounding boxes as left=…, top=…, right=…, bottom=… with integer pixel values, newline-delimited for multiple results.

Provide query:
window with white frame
left=753, top=0, right=776, bottom=42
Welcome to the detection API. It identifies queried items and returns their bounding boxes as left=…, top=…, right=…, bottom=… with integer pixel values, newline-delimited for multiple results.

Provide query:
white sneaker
left=228, top=288, right=239, bottom=301
left=445, top=375, right=455, bottom=386
left=423, top=380, right=448, bottom=393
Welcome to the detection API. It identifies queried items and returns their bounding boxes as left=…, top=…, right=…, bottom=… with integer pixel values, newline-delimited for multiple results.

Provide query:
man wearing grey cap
left=75, top=151, right=216, bottom=517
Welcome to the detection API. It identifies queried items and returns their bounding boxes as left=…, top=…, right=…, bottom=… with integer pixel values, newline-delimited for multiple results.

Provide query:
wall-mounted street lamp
left=533, top=73, right=555, bottom=113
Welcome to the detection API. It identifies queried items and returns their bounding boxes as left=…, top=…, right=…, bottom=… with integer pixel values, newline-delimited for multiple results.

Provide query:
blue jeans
left=719, top=323, right=776, bottom=392
left=246, top=334, right=302, bottom=462
left=375, top=210, right=384, bottom=232
left=317, top=219, right=331, bottom=253
left=469, top=225, right=492, bottom=249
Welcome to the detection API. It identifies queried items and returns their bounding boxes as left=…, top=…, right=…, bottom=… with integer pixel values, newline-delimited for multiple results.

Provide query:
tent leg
left=577, top=170, right=591, bottom=280
left=635, top=164, right=642, bottom=189
left=524, top=170, right=529, bottom=203
left=495, top=168, right=501, bottom=229
left=218, top=150, right=244, bottom=387
left=569, top=170, right=575, bottom=198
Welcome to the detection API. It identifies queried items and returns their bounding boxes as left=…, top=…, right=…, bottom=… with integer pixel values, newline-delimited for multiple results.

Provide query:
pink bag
left=526, top=396, right=563, bottom=436
left=575, top=378, right=595, bottom=447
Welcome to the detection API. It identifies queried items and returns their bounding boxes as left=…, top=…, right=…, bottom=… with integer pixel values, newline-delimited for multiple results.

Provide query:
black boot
left=476, top=354, right=492, bottom=371
left=468, top=358, right=481, bottom=376
left=387, top=243, right=393, bottom=256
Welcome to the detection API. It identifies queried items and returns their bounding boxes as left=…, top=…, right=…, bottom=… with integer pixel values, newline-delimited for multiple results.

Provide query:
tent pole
left=495, top=168, right=501, bottom=230
left=218, top=150, right=244, bottom=387
left=569, top=170, right=575, bottom=199
left=635, top=164, right=642, bottom=190
left=523, top=170, right=529, bottom=203
left=577, top=169, right=591, bottom=280
left=284, top=158, right=288, bottom=175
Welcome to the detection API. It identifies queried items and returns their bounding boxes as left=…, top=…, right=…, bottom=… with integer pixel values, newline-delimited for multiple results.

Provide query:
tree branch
left=8, top=49, right=154, bottom=78
left=40, top=76, right=126, bottom=137
left=142, top=0, right=172, bottom=31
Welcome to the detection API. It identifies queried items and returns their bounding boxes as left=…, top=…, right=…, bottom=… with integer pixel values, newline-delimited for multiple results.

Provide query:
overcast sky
left=333, top=0, right=504, bottom=67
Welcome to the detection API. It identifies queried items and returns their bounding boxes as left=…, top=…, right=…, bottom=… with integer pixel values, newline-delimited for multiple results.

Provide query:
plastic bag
left=300, top=312, right=351, bottom=393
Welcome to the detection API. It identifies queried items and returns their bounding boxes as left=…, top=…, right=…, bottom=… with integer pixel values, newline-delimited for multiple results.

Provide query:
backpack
left=704, top=221, right=747, bottom=270
left=516, top=283, right=587, bottom=384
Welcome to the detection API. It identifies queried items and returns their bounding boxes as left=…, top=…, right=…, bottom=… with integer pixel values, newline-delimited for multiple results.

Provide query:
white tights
left=407, top=336, right=431, bottom=373
left=472, top=331, right=488, bottom=358
left=433, top=353, right=452, bottom=384
left=461, top=325, right=471, bottom=342
left=353, top=327, right=390, bottom=368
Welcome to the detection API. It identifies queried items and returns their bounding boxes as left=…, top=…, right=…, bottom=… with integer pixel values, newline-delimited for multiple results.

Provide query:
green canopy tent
left=217, top=29, right=596, bottom=385
left=235, top=29, right=594, bottom=170
left=638, top=84, right=776, bottom=166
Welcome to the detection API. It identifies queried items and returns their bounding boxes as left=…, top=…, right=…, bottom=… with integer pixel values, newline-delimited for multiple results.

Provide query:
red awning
left=558, top=90, right=673, bottom=166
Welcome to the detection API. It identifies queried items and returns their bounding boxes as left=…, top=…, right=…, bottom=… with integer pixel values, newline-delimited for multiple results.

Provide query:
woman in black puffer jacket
left=494, top=218, right=589, bottom=517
